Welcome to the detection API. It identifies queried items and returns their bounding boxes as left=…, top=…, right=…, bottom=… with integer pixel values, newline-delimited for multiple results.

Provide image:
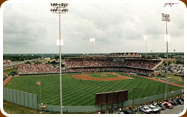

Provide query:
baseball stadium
left=3, top=53, right=184, bottom=113
left=2, top=2, right=184, bottom=114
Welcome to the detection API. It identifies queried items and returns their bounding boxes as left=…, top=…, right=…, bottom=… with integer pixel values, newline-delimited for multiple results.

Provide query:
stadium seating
left=65, top=58, right=160, bottom=69
left=18, top=64, right=58, bottom=74
left=65, top=58, right=161, bottom=76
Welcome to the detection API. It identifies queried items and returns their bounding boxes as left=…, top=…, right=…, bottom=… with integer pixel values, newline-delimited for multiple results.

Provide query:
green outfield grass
left=4, top=73, right=182, bottom=106
left=155, top=72, right=184, bottom=85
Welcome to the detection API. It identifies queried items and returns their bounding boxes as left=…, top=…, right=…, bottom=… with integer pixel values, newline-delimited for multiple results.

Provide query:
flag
left=36, top=81, right=41, bottom=85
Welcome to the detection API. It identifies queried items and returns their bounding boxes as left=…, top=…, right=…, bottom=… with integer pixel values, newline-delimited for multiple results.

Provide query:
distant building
left=109, top=52, right=142, bottom=58
left=80, top=54, right=107, bottom=58
left=44, top=58, right=51, bottom=61
left=173, top=55, right=184, bottom=59
left=50, top=59, right=56, bottom=62
left=3, top=60, right=11, bottom=64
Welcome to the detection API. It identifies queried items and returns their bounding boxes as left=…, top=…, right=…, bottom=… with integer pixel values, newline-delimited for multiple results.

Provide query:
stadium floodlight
left=90, top=38, right=95, bottom=42
left=144, top=36, right=148, bottom=57
left=56, top=39, right=64, bottom=46
left=51, top=3, right=69, bottom=8
left=162, top=13, right=170, bottom=22
left=90, top=38, right=95, bottom=56
left=51, top=3, right=68, bottom=114
left=164, top=34, right=170, bottom=42
left=51, top=8, right=69, bottom=13
left=144, top=36, right=148, bottom=40
left=162, top=13, right=170, bottom=100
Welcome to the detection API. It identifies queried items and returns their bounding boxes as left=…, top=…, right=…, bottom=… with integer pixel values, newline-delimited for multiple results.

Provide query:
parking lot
left=161, top=105, right=184, bottom=114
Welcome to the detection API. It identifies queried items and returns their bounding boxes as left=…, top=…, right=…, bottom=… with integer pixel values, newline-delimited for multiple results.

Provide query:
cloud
left=3, top=2, right=184, bottom=54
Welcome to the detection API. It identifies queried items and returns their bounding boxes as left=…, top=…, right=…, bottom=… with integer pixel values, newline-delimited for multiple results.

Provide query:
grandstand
left=65, top=52, right=163, bottom=77
left=18, top=63, right=58, bottom=74
left=17, top=52, right=163, bottom=76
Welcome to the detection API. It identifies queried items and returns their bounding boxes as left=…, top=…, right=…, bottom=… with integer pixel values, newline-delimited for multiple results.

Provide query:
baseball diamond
left=4, top=72, right=182, bottom=106
left=3, top=2, right=184, bottom=114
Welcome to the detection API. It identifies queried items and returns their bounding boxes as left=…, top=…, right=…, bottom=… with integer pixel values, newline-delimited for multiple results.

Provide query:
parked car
left=169, top=100, right=178, bottom=106
left=152, top=102, right=162, bottom=110
left=148, top=105, right=160, bottom=113
left=154, top=104, right=162, bottom=110
left=139, top=105, right=152, bottom=114
left=164, top=102, right=174, bottom=109
left=117, top=111, right=124, bottom=114
left=158, top=103, right=166, bottom=110
left=123, top=109, right=133, bottom=114
left=181, top=97, right=184, bottom=102
left=176, top=98, right=184, bottom=105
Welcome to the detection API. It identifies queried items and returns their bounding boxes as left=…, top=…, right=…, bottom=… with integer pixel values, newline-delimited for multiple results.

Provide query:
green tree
left=25, top=61, right=31, bottom=64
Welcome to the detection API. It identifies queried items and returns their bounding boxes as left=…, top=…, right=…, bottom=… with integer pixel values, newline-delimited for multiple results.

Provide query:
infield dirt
left=72, top=74, right=132, bottom=81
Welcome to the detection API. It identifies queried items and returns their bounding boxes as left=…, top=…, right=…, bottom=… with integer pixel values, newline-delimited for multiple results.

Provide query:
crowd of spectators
left=18, top=58, right=159, bottom=76
left=65, top=58, right=158, bottom=76
left=18, top=63, right=58, bottom=74
left=66, top=67, right=154, bottom=76
left=65, top=59, right=160, bottom=70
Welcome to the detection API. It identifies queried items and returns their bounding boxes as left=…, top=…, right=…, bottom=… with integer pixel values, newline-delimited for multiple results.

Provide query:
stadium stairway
left=151, top=58, right=164, bottom=70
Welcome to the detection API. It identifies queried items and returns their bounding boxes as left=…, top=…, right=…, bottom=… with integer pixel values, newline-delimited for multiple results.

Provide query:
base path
left=72, top=74, right=132, bottom=81
left=127, top=73, right=184, bottom=88
left=144, top=76, right=184, bottom=88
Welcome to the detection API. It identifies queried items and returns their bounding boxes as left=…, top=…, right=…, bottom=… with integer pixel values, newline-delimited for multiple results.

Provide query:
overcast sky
left=2, top=2, right=185, bottom=54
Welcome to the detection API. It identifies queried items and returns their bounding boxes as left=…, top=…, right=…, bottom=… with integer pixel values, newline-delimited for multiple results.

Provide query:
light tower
left=162, top=13, right=170, bottom=100
left=144, top=35, right=148, bottom=58
left=50, top=3, right=68, bottom=114
left=90, top=38, right=95, bottom=56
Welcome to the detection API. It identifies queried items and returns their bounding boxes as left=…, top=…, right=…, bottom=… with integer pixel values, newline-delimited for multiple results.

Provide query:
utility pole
left=132, top=88, right=135, bottom=109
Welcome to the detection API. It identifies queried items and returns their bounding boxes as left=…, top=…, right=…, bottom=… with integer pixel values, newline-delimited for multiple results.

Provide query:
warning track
left=3, top=76, right=13, bottom=87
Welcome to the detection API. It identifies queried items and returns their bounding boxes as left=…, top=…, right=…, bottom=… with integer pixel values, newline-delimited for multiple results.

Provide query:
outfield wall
left=3, top=88, right=183, bottom=113
left=19, top=72, right=59, bottom=76
left=54, top=89, right=184, bottom=112
left=3, top=88, right=38, bottom=109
